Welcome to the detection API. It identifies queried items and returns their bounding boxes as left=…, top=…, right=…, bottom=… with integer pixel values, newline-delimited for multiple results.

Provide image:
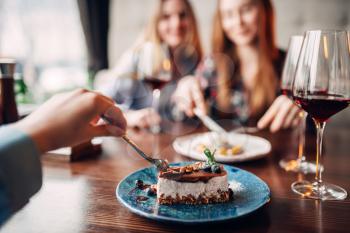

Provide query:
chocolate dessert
left=156, top=149, right=230, bottom=204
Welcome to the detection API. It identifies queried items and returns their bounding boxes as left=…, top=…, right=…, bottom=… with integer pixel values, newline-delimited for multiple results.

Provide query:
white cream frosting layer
left=157, top=175, right=228, bottom=198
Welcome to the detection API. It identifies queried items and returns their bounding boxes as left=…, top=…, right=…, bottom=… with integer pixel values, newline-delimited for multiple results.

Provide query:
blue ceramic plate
left=116, top=162, right=270, bottom=224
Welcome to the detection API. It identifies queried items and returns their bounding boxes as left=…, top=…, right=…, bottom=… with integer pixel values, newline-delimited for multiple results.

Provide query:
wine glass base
left=279, top=159, right=322, bottom=174
left=291, top=180, right=347, bottom=200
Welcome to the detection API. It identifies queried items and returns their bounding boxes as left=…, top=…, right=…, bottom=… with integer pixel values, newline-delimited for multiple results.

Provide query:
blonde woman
left=99, top=0, right=202, bottom=129
left=173, top=0, right=300, bottom=132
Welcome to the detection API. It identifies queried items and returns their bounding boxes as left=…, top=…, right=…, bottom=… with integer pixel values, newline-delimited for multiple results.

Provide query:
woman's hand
left=13, top=89, right=127, bottom=153
left=124, top=108, right=161, bottom=129
left=172, top=75, right=207, bottom=117
left=257, top=95, right=301, bottom=132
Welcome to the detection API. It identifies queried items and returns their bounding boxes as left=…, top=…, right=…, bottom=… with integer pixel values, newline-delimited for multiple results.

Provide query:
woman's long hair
left=212, top=0, right=278, bottom=117
left=135, top=0, right=203, bottom=77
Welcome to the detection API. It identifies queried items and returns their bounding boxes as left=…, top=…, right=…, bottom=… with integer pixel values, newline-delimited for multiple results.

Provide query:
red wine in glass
left=143, top=78, right=170, bottom=90
left=294, top=93, right=349, bottom=123
left=281, top=88, right=293, bottom=99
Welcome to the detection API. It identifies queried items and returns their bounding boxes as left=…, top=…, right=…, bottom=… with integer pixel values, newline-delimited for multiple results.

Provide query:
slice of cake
left=157, top=149, right=230, bottom=204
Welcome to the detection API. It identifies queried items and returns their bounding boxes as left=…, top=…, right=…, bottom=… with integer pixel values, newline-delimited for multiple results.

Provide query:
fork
left=121, top=135, right=169, bottom=171
left=101, top=115, right=169, bottom=171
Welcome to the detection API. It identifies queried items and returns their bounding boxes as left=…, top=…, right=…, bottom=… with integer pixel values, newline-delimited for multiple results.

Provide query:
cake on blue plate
left=157, top=149, right=231, bottom=204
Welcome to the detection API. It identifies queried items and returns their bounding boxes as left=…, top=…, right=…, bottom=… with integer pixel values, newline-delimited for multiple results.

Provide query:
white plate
left=173, top=132, right=271, bottom=163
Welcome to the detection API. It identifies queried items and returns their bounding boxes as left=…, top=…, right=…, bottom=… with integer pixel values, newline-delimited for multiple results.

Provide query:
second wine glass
left=279, top=35, right=318, bottom=174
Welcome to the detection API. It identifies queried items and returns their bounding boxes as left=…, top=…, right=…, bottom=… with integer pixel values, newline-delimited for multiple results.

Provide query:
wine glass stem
left=314, top=120, right=326, bottom=186
left=152, top=89, right=160, bottom=111
left=152, top=133, right=160, bottom=156
left=297, top=111, right=307, bottom=162
left=151, top=89, right=161, bottom=133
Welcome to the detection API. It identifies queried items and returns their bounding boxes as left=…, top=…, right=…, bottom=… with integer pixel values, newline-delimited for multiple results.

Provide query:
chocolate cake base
left=158, top=190, right=230, bottom=205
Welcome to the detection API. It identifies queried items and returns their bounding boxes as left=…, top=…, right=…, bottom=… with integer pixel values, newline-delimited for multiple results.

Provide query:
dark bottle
left=0, top=59, right=19, bottom=125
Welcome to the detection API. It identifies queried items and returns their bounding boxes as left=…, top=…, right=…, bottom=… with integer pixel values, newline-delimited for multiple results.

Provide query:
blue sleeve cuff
left=0, top=126, right=42, bottom=213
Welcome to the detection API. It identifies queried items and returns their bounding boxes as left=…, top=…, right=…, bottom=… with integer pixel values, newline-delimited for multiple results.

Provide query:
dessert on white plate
left=196, top=142, right=243, bottom=156
left=173, top=132, right=271, bottom=163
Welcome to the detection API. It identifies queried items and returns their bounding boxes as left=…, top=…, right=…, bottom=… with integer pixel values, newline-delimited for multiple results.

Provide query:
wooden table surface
left=1, top=121, right=349, bottom=233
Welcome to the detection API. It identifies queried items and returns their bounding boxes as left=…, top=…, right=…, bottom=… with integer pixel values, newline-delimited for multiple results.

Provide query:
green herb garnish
left=203, top=148, right=221, bottom=173
left=203, top=148, right=217, bottom=166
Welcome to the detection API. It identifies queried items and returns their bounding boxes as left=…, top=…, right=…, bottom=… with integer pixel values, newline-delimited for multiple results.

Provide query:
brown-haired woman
left=98, top=0, right=202, bottom=129
left=173, top=0, right=300, bottom=132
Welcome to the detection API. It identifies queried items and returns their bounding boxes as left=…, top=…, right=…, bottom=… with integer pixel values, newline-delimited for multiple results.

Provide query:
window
left=0, top=0, right=88, bottom=102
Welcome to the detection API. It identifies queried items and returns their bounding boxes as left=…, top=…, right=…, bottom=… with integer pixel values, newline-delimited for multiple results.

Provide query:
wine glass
left=140, top=43, right=173, bottom=134
left=291, top=30, right=350, bottom=200
left=146, top=58, right=172, bottom=133
left=279, top=35, right=318, bottom=174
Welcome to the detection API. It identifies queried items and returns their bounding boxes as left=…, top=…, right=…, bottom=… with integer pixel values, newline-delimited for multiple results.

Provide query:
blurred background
left=0, top=0, right=349, bottom=124
left=109, top=0, right=350, bottom=66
